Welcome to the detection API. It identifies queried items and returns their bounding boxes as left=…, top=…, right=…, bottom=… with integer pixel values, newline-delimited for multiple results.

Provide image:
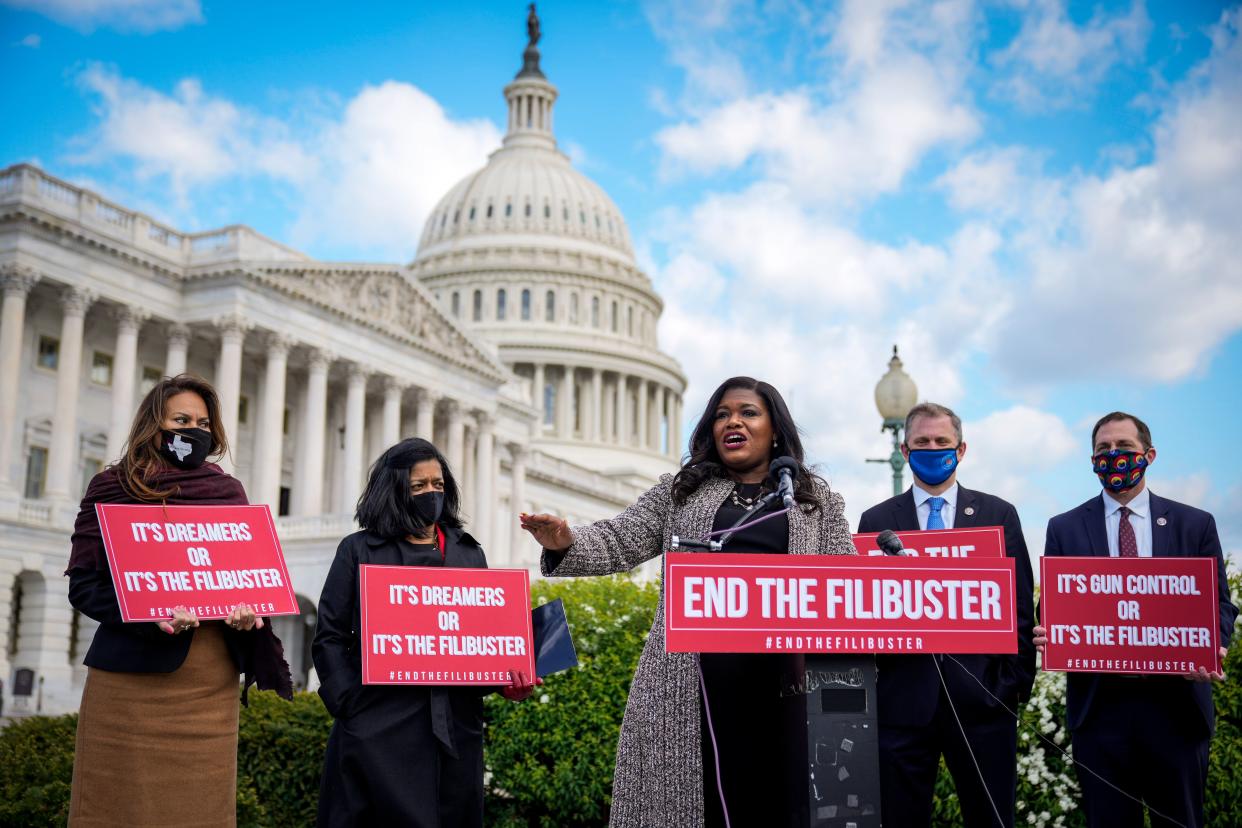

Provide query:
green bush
left=483, top=575, right=660, bottom=827
left=0, top=713, right=76, bottom=826
left=236, top=689, right=334, bottom=827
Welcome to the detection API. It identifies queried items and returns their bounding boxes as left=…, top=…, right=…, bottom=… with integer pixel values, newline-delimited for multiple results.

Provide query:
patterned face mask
left=160, top=427, right=212, bottom=470
left=1093, top=449, right=1149, bottom=492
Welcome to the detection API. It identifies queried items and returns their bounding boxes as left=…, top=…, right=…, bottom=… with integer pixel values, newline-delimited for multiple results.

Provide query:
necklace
left=728, top=483, right=767, bottom=509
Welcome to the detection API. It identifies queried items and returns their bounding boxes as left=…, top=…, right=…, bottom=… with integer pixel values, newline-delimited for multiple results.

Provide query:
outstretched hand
left=519, top=512, right=573, bottom=552
left=500, top=669, right=542, bottom=702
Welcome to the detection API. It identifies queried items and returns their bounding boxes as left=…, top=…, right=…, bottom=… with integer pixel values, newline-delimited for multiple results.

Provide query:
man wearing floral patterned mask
left=1037, top=412, right=1237, bottom=828
left=858, top=402, right=1036, bottom=828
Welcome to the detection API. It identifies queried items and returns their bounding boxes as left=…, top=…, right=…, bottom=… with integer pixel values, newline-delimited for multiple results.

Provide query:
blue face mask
left=907, top=447, right=960, bottom=486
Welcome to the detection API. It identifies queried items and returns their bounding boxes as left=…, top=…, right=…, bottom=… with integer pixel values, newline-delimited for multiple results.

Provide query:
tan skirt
left=69, top=623, right=240, bottom=827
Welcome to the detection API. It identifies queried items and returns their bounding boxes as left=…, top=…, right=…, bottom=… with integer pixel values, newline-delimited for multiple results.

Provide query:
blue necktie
left=927, top=496, right=946, bottom=530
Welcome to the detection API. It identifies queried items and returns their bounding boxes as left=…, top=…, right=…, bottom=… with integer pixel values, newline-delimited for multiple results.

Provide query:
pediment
left=247, top=264, right=508, bottom=382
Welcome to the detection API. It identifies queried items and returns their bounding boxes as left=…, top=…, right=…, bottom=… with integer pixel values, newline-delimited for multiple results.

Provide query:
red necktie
left=1118, top=506, right=1138, bottom=557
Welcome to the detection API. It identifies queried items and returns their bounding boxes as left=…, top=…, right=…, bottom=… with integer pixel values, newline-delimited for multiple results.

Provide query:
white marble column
left=382, top=378, right=403, bottom=446
left=106, top=306, right=146, bottom=463
left=474, top=414, right=495, bottom=551
left=556, top=366, right=573, bottom=438
left=671, top=393, right=683, bottom=459
left=445, top=400, right=465, bottom=476
left=635, top=379, right=649, bottom=454
left=532, top=363, right=545, bottom=426
left=415, top=388, right=437, bottom=440
left=590, top=368, right=603, bottom=443
left=0, top=266, right=39, bottom=490
left=340, top=365, right=368, bottom=514
left=294, top=349, right=330, bottom=516
left=165, top=322, right=191, bottom=377
left=462, top=422, right=478, bottom=518
left=255, top=334, right=291, bottom=511
left=616, top=374, right=629, bottom=446
left=46, top=287, right=94, bottom=501
left=214, top=314, right=249, bottom=475
left=508, top=444, right=527, bottom=567
left=657, top=385, right=669, bottom=455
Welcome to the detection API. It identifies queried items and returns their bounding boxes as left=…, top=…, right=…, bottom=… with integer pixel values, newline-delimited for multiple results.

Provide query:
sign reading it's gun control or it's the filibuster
left=1040, top=556, right=1221, bottom=675
left=96, top=504, right=299, bottom=621
left=359, top=564, right=534, bottom=686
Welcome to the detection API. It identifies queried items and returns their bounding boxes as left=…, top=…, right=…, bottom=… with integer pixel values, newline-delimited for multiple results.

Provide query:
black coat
left=857, top=484, right=1037, bottom=727
left=313, top=526, right=493, bottom=828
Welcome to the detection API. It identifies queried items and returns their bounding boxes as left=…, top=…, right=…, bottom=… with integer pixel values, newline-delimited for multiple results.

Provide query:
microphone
left=875, top=529, right=908, bottom=556
left=768, top=456, right=799, bottom=510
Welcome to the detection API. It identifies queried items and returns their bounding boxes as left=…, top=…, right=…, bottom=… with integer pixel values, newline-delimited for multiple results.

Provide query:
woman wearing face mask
left=520, top=376, right=855, bottom=828
left=66, top=374, right=292, bottom=826
left=313, top=437, right=536, bottom=827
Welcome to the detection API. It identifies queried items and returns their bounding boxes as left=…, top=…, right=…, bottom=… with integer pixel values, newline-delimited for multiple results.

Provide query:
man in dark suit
left=858, top=402, right=1035, bottom=828
left=1038, top=411, right=1237, bottom=828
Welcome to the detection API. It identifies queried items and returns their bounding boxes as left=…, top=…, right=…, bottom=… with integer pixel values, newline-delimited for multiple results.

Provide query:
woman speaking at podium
left=66, top=375, right=291, bottom=826
left=520, top=376, right=856, bottom=827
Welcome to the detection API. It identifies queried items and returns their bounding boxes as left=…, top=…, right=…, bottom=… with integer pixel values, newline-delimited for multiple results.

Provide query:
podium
left=780, top=654, right=882, bottom=827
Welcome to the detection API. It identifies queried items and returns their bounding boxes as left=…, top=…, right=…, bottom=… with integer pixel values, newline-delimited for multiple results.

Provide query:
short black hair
left=1091, top=411, right=1153, bottom=451
left=355, top=438, right=463, bottom=539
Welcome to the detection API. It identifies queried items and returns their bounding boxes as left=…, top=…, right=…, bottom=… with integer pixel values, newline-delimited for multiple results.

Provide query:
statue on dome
left=527, top=3, right=541, bottom=47
left=518, top=3, right=545, bottom=79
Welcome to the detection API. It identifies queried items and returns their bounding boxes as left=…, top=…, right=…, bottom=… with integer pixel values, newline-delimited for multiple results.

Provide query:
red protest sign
left=95, top=504, right=298, bottom=622
left=1040, top=556, right=1220, bottom=675
left=359, top=565, right=534, bottom=686
left=664, top=553, right=1017, bottom=655
left=853, top=527, right=1005, bottom=558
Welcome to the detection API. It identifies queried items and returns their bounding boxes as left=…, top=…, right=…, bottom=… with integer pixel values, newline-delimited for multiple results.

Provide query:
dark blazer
left=858, top=484, right=1037, bottom=727
left=1044, top=490, right=1238, bottom=735
left=312, top=526, right=487, bottom=719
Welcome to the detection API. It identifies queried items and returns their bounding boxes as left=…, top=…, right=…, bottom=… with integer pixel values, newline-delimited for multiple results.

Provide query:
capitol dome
left=409, top=9, right=686, bottom=483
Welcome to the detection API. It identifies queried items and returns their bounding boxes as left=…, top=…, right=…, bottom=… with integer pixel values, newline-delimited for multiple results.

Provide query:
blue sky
left=3, top=0, right=1240, bottom=562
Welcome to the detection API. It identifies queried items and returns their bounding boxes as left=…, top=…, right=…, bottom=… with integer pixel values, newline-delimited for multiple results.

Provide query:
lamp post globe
left=870, top=345, right=918, bottom=497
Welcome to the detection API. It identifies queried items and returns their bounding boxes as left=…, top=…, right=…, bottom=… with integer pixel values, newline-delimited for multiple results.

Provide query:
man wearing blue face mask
left=858, top=402, right=1036, bottom=828
left=1038, top=412, right=1237, bottom=828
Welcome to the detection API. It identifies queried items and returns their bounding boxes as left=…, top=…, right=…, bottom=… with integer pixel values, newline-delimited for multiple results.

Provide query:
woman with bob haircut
left=66, top=373, right=292, bottom=826
left=521, top=376, right=856, bottom=827
left=314, top=437, right=536, bottom=827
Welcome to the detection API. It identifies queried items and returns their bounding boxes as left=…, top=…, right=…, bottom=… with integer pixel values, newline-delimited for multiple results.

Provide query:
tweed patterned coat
left=540, top=472, right=856, bottom=828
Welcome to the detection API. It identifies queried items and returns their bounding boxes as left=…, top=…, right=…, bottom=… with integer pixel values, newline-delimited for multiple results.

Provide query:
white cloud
left=1, top=0, right=203, bottom=33
left=73, top=64, right=315, bottom=201
left=992, top=9, right=1242, bottom=383
left=991, top=0, right=1151, bottom=110
left=17, top=33, right=42, bottom=48
left=652, top=0, right=981, bottom=207
left=68, top=66, right=501, bottom=259
left=289, top=82, right=502, bottom=260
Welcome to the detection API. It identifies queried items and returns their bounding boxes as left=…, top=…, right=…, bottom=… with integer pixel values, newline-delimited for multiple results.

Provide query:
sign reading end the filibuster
left=664, top=553, right=1017, bottom=655
left=1040, top=556, right=1221, bottom=675
left=96, top=504, right=299, bottom=622
left=359, top=565, right=534, bottom=686
left=853, top=527, right=1006, bottom=558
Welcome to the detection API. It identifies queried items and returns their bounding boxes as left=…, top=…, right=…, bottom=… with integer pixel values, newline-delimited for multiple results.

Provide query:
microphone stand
left=714, top=491, right=783, bottom=548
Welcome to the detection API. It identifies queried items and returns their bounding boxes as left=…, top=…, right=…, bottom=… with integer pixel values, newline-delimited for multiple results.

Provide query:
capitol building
left=0, top=28, right=686, bottom=714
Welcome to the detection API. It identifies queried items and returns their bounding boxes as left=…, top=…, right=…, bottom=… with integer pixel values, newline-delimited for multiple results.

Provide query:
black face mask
left=160, top=428, right=213, bottom=470
left=411, top=490, right=444, bottom=525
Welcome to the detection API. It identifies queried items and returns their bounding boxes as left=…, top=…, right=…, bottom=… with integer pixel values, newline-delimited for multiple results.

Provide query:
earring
left=772, top=438, right=778, bottom=447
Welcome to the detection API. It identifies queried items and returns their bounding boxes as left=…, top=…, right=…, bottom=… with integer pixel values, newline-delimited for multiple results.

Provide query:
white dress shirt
left=1102, top=486, right=1153, bottom=557
left=913, top=481, right=958, bottom=530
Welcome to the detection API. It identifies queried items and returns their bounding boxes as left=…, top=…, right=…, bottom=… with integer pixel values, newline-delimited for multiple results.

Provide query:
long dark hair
left=356, top=438, right=464, bottom=539
left=113, top=374, right=230, bottom=502
left=670, top=376, right=825, bottom=508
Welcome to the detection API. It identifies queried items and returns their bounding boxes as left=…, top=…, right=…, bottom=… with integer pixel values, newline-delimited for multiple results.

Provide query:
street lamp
left=867, top=345, right=919, bottom=497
